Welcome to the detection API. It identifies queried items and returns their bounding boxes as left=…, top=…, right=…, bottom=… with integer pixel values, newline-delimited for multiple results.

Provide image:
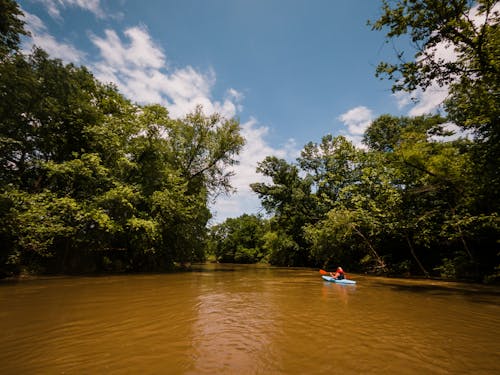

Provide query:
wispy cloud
left=34, top=0, right=104, bottom=19
left=91, top=28, right=166, bottom=69
left=394, top=84, right=449, bottom=116
left=21, top=11, right=85, bottom=62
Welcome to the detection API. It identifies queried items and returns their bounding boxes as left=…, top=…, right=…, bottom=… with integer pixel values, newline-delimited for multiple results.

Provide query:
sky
left=17, top=0, right=451, bottom=223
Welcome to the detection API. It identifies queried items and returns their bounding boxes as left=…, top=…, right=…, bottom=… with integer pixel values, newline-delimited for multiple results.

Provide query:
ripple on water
left=1, top=270, right=499, bottom=374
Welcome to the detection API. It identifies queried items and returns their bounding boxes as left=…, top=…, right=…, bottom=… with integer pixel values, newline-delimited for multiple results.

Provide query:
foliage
left=370, top=0, right=498, bottom=94
left=364, top=0, right=500, bottom=280
left=208, top=214, right=268, bottom=263
left=261, top=228, right=300, bottom=266
left=251, top=156, right=314, bottom=265
left=0, top=0, right=28, bottom=58
left=1, top=1, right=498, bottom=283
left=0, top=5, right=244, bottom=276
left=245, top=107, right=498, bottom=281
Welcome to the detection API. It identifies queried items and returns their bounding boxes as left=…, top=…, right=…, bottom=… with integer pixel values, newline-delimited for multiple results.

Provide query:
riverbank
left=3, top=262, right=499, bottom=286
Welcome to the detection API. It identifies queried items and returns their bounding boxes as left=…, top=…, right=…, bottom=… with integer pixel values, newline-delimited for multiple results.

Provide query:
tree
left=166, top=105, right=245, bottom=198
left=371, top=0, right=500, bottom=281
left=0, top=0, right=28, bottom=58
left=251, top=156, right=315, bottom=266
left=363, top=114, right=448, bottom=152
left=0, top=15, right=245, bottom=275
left=305, top=208, right=388, bottom=273
left=208, top=214, right=268, bottom=263
left=371, top=0, right=498, bottom=95
left=363, top=113, right=497, bottom=279
left=298, top=135, right=360, bottom=216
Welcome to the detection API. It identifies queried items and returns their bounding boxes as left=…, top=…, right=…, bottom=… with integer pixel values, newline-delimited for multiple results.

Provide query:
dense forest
left=1, top=0, right=498, bottom=282
left=0, top=0, right=245, bottom=276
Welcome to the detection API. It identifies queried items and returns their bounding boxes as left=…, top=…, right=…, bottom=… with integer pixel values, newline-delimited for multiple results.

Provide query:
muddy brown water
left=1, top=264, right=499, bottom=374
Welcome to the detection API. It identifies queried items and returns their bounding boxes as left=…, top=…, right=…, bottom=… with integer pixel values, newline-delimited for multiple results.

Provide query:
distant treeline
left=1, top=1, right=499, bottom=282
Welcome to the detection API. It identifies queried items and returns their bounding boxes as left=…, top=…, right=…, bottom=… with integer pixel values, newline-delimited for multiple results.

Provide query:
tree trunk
left=405, top=234, right=429, bottom=277
left=351, top=224, right=387, bottom=272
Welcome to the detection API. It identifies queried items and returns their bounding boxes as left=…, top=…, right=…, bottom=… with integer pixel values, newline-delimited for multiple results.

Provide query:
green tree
left=129, top=104, right=245, bottom=265
left=167, top=105, right=245, bottom=197
left=298, top=135, right=360, bottom=216
left=363, top=113, right=498, bottom=279
left=371, top=0, right=499, bottom=281
left=251, top=156, right=314, bottom=266
left=0, top=13, right=245, bottom=275
left=371, top=0, right=499, bottom=212
left=0, top=0, right=28, bottom=58
left=305, top=208, right=387, bottom=273
left=208, top=214, right=268, bottom=263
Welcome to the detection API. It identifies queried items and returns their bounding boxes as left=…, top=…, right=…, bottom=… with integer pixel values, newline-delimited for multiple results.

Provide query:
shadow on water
left=189, top=267, right=238, bottom=273
left=369, top=278, right=500, bottom=305
left=190, top=263, right=284, bottom=273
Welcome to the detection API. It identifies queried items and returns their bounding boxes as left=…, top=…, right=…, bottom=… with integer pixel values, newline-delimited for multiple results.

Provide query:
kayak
left=322, top=275, right=356, bottom=284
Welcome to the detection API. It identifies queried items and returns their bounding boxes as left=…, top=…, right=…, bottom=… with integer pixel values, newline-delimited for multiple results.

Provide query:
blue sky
left=17, top=0, right=450, bottom=222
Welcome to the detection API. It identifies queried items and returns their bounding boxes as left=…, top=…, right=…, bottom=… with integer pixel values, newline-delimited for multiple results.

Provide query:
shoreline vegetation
left=1, top=1, right=499, bottom=283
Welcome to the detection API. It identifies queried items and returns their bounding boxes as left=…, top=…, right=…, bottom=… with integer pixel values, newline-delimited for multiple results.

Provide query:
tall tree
left=371, top=0, right=500, bottom=211
left=251, top=156, right=314, bottom=265
left=0, top=6, right=245, bottom=275
left=298, top=135, right=360, bottom=217
left=0, top=0, right=28, bottom=58
left=371, top=0, right=499, bottom=280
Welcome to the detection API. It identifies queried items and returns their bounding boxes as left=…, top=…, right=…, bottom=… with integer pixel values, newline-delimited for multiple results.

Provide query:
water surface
left=1, top=264, right=499, bottom=374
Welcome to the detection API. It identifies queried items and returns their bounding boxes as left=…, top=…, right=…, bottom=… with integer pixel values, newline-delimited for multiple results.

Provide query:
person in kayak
left=330, top=267, right=345, bottom=280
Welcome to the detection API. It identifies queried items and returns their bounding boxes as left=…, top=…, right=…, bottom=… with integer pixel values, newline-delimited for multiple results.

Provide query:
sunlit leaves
left=371, top=0, right=499, bottom=92
left=208, top=214, right=268, bottom=263
left=0, top=38, right=244, bottom=274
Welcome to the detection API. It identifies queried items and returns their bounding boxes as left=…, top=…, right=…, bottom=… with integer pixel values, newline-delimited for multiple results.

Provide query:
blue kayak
left=322, top=275, right=356, bottom=284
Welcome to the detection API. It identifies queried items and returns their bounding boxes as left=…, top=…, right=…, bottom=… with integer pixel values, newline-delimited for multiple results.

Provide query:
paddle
left=319, top=268, right=348, bottom=279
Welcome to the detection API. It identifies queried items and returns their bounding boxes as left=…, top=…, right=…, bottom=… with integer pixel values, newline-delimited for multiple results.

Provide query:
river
left=1, top=264, right=499, bottom=374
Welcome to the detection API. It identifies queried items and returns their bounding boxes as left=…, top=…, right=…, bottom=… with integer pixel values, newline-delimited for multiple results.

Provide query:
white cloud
left=210, top=118, right=299, bottom=223
left=21, top=11, right=85, bottom=63
left=394, top=84, right=449, bottom=117
left=338, top=106, right=374, bottom=148
left=338, top=106, right=373, bottom=135
left=91, top=28, right=166, bottom=69
left=393, top=91, right=412, bottom=110
left=471, top=2, right=500, bottom=26
left=89, top=26, right=244, bottom=120
left=35, top=0, right=104, bottom=19
left=18, top=13, right=296, bottom=222
left=393, top=36, right=455, bottom=116
left=407, top=85, right=449, bottom=116
left=428, top=122, right=474, bottom=142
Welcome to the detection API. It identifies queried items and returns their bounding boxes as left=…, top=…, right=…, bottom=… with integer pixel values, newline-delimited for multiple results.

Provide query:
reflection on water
left=1, top=264, right=499, bottom=374
left=321, top=281, right=356, bottom=304
left=190, top=288, right=277, bottom=373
